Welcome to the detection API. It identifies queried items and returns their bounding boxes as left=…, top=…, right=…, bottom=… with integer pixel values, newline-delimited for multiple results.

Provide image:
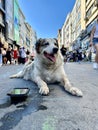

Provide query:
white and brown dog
left=10, top=38, right=83, bottom=97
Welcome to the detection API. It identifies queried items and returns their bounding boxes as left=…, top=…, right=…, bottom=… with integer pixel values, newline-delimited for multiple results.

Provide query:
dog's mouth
left=44, top=51, right=56, bottom=62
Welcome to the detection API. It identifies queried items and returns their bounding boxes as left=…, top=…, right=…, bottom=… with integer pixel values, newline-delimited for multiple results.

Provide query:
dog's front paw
left=70, top=87, right=83, bottom=97
left=39, top=86, right=49, bottom=95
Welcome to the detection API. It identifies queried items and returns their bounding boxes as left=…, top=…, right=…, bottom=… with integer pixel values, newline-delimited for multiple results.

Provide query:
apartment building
left=5, top=0, right=14, bottom=48
left=60, top=0, right=98, bottom=51
left=71, top=0, right=86, bottom=50
left=61, top=0, right=84, bottom=50
left=0, top=0, right=37, bottom=53
left=61, top=13, right=72, bottom=50
left=81, top=0, right=98, bottom=49
left=24, top=22, right=37, bottom=53
left=19, top=7, right=25, bottom=47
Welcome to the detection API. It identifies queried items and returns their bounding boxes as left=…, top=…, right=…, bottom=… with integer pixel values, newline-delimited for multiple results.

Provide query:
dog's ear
left=35, top=38, right=45, bottom=54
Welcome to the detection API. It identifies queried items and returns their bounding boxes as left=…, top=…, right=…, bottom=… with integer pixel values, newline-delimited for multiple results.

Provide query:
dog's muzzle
left=43, top=47, right=58, bottom=62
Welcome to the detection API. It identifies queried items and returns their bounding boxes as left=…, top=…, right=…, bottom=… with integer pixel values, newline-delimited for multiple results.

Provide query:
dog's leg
left=10, top=71, right=23, bottom=78
left=9, top=63, right=31, bottom=79
left=61, top=76, right=83, bottom=97
left=34, top=77, right=49, bottom=95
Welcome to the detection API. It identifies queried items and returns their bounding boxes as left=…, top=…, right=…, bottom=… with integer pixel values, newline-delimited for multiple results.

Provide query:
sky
left=19, top=0, right=76, bottom=39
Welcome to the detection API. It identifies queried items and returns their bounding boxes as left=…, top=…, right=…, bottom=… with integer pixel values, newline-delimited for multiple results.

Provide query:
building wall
left=81, top=0, right=86, bottom=30
left=25, top=22, right=37, bottom=53
left=0, top=0, right=8, bottom=48
left=5, top=0, right=14, bottom=43
left=61, top=13, right=71, bottom=48
left=0, top=0, right=5, bottom=37
left=81, top=0, right=98, bottom=49
left=19, top=7, right=25, bottom=47
left=14, top=0, right=19, bottom=44
left=60, top=0, right=98, bottom=51
left=85, top=0, right=98, bottom=27
left=0, top=0, right=37, bottom=51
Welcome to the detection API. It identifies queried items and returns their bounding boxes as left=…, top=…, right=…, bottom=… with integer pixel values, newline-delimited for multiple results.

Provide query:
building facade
left=25, top=22, right=37, bottom=53
left=0, top=0, right=6, bottom=47
left=81, top=0, right=98, bottom=50
left=62, top=13, right=72, bottom=50
left=19, top=7, right=25, bottom=47
left=0, top=0, right=36, bottom=53
left=60, top=0, right=98, bottom=51
left=14, top=0, right=20, bottom=47
left=5, top=0, right=14, bottom=48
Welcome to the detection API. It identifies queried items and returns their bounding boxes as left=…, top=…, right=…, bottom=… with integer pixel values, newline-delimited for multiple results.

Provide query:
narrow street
left=0, top=62, right=98, bottom=130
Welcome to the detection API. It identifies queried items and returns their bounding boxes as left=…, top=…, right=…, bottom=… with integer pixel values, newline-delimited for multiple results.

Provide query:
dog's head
left=35, top=38, right=60, bottom=63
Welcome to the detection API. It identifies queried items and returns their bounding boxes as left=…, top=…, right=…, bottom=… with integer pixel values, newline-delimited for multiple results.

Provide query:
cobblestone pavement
left=0, top=62, right=98, bottom=130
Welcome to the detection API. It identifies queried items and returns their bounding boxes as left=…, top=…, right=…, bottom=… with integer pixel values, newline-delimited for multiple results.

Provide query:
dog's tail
left=10, top=71, right=23, bottom=79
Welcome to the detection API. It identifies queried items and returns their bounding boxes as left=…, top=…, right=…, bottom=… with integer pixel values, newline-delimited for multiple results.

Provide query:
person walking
left=2, top=48, right=7, bottom=65
left=13, top=47, right=19, bottom=64
left=21, top=47, right=26, bottom=64
left=90, top=17, right=98, bottom=69
left=6, top=47, right=12, bottom=64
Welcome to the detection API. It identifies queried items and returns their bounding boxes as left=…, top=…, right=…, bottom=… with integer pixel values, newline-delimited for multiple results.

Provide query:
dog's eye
left=54, top=43, right=58, bottom=47
left=43, top=42, right=49, bottom=46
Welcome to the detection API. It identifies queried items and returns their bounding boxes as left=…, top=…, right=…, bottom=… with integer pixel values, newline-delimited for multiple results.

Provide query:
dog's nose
left=53, top=48, right=58, bottom=54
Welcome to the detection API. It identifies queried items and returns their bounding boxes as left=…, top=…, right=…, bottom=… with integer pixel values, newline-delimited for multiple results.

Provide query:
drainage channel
left=0, top=91, right=47, bottom=130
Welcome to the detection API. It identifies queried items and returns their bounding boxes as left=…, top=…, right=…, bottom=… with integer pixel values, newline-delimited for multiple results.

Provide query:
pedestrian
left=18, top=47, right=22, bottom=64
left=6, top=47, right=12, bottom=64
left=13, top=47, right=19, bottom=64
left=90, top=16, right=98, bottom=69
left=21, top=47, right=26, bottom=64
left=2, top=48, right=7, bottom=65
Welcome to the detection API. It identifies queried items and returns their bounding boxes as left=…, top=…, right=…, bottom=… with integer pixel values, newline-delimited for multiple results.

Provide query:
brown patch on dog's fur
left=35, top=38, right=46, bottom=54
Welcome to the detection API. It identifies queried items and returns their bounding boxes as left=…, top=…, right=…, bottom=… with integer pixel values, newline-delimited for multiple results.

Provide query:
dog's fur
left=10, top=38, right=83, bottom=97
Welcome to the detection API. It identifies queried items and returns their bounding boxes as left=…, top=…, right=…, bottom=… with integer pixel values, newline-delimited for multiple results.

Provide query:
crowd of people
left=0, top=44, right=34, bottom=66
left=60, top=46, right=89, bottom=63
